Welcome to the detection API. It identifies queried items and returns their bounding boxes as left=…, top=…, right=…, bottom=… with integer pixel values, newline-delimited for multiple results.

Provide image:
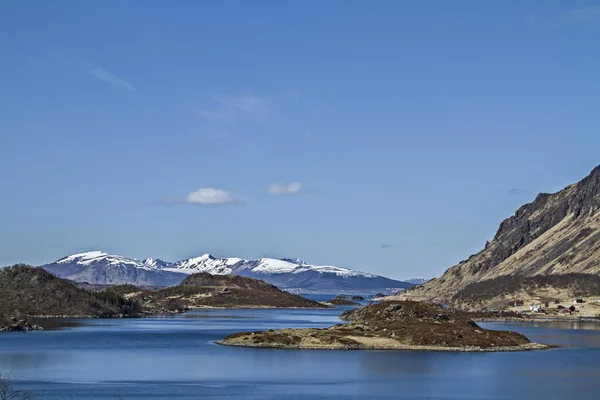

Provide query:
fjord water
left=1, top=301, right=600, bottom=399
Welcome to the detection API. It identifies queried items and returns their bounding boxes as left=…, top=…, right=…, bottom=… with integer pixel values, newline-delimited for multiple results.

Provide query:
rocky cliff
left=403, top=165, right=600, bottom=305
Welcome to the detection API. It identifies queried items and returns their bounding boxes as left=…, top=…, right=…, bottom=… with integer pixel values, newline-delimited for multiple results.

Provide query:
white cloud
left=87, top=64, right=135, bottom=90
left=185, top=188, right=246, bottom=205
left=267, top=182, right=303, bottom=195
left=569, top=6, right=600, bottom=21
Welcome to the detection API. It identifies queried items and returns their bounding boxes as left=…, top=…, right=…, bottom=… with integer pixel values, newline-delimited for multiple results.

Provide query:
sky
left=1, top=1, right=599, bottom=280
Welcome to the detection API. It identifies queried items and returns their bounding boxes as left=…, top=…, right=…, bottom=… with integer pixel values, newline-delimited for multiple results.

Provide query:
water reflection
left=0, top=351, right=74, bottom=371
left=357, top=351, right=438, bottom=375
left=481, top=321, right=600, bottom=348
left=27, top=318, right=83, bottom=331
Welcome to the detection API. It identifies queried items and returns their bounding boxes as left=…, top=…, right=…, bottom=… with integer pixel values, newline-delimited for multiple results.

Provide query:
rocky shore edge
left=215, top=337, right=551, bottom=352
left=474, top=316, right=600, bottom=323
left=0, top=317, right=44, bottom=332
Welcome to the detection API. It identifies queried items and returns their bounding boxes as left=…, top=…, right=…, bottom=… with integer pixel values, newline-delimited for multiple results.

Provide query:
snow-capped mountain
left=41, top=251, right=413, bottom=291
left=42, top=251, right=185, bottom=287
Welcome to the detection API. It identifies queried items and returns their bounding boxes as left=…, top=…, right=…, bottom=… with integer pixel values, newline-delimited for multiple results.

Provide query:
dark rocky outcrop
left=0, top=317, right=43, bottom=332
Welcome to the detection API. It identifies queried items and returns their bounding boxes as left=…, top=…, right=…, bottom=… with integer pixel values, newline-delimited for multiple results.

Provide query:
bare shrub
left=0, top=374, right=34, bottom=400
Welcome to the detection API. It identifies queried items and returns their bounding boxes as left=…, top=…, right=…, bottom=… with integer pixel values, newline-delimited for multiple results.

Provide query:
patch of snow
left=57, top=251, right=109, bottom=264
left=55, top=251, right=159, bottom=271
left=247, top=258, right=300, bottom=274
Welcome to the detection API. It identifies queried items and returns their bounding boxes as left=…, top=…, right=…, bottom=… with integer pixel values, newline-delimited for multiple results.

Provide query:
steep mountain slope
left=42, top=252, right=187, bottom=286
left=404, top=165, right=600, bottom=304
left=42, top=252, right=411, bottom=291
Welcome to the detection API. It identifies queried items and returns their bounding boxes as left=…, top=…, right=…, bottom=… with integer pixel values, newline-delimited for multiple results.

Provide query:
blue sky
left=1, top=1, right=599, bottom=280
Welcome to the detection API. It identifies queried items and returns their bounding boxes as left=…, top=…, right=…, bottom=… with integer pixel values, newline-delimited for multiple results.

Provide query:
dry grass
left=219, top=301, right=549, bottom=352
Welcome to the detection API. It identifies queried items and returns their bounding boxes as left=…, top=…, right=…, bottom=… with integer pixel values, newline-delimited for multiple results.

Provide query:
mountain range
left=41, top=251, right=412, bottom=292
left=401, top=164, right=600, bottom=308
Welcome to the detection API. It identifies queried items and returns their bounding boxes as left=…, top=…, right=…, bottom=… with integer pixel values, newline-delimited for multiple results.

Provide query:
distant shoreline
left=4, top=305, right=332, bottom=322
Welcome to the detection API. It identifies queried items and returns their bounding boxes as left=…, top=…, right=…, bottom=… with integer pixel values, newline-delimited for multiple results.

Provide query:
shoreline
left=184, top=305, right=331, bottom=310
left=215, top=340, right=552, bottom=352
left=474, top=316, right=600, bottom=323
left=2, top=305, right=331, bottom=323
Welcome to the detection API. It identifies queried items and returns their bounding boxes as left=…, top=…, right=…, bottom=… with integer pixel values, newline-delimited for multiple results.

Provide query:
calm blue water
left=1, top=300, right=600, bottom=400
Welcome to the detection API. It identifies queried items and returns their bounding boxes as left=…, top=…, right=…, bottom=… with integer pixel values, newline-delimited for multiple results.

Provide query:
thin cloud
left=87, top=64, right=135, bottom=90
left=568, top=6, right=600, bottom=21
left=185, top=188, right=247, bottom=205
left=198, top=91, right=298, bottom=123
left=267, top=182, right=303, bottom=195
left=199, top=94, right=271, bottom=122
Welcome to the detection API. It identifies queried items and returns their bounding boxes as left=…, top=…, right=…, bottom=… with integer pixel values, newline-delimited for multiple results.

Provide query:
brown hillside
left=130, top=272, right=328, bottom=309
left=0, top=266, right=134, bottom=320
left=400, top=165, right=600, bottom=305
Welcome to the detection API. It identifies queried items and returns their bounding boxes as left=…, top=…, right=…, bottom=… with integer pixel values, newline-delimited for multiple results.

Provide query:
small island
left=324, top=295, right=362, bottom=306
left=218, top=300, right=550, bottom=352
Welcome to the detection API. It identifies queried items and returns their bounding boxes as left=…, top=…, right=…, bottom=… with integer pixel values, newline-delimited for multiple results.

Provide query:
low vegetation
left=219, top=300, right=547, bottom=351
left=0, top=266, right=142, bottom=331
left=128, top=273, right=327, bottom=311
left=451, top=273, right=600, bottom=309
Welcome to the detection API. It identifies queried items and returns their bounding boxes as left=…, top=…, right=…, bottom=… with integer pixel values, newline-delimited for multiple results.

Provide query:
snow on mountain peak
left=281, top=258, right=307, bottom=265
left=163, top=255, right=377, bottom=278
left=142, top=258, right=168, bottom=269
left=57, top=251, right=109, bottom=264
left=52, top=251, right=385, bottom=280
left=55, top=251, right=159, bottom=271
